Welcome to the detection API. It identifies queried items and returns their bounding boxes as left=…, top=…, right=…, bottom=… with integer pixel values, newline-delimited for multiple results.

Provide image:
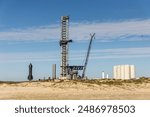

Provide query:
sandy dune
left=0, top=79, right=150, bottom=100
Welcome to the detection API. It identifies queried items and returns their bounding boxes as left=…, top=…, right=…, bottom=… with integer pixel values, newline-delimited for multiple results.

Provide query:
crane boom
left=82, top=33, right=95, bottom=78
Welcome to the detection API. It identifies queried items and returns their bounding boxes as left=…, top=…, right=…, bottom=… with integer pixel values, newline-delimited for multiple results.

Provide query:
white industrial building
left=113, top=65, right=136, bottom=79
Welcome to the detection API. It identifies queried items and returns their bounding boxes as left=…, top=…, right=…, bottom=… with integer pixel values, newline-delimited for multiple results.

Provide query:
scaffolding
left=60, top=16, right=72, bottom=78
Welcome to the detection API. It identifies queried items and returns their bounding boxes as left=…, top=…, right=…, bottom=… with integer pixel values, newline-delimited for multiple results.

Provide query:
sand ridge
left=0, top=79, right=150, bottom=100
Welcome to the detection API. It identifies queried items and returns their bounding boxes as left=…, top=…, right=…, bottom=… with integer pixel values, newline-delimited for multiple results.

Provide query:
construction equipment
left=82, top=33, right=95, bottom=78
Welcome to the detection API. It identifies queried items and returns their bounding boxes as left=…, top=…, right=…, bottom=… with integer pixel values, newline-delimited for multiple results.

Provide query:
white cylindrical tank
left=117, top=65, right=121, bottom=79
left=106, top=74, right=109, bottom=79
left=102, top=71, right=105, bottom=79
left=124, top=65, right=130, bottom=79
left=52, top=64, right=56, bottom=79
left=113, top=66, right=117, bottom=79
left=120, top=65, right=125, bottom=79
left=130, top=65, right=135, bottom=79
left=113, top=64, right=136, bottom=80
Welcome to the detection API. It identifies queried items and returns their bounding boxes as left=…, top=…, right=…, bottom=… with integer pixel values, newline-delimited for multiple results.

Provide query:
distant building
left=113, top=65, right=136, bottom=79
left=106, top=74, right=109, bottom=79
left=101, top=71, right=105, bottom=79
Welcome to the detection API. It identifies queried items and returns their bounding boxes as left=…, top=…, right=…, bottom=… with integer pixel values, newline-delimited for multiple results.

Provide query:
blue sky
left=0, top=0, right=150, bottom=81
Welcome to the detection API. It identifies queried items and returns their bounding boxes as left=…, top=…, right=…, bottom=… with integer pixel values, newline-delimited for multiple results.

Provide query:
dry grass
left=0, top=78, right=150, bottom=100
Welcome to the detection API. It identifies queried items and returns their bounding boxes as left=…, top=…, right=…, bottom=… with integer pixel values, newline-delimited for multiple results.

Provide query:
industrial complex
left=58, top=16, right=137, bottom=80
left=59, top=16, right=95, bottom=80
left=113, top=65, right=136, bottom=79
left=28, top=16, right=137, bottom=81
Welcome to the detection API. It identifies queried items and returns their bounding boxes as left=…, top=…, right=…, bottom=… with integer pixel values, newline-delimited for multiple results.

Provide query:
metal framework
left=60, top=16, right=72, bottom=77
left=67, top=66, right=84, bottom=70
left=82, top=33, right=95, bottom=78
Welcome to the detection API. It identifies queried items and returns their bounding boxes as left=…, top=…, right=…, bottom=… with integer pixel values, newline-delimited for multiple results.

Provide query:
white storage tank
left=120, top=65, right=125, bottom=79
left=124, top=65, right=130, bottom=79
left=106, top=74, right=109, bottom=79
left=117, top=65, right=121, bottom=79
left=130, top=65, right=136, bottom=79
left=113, top=66, right=117, bottom=79
left=102, top=71, right=105, bottom=79
left=113, top=64, right=136, bottom=79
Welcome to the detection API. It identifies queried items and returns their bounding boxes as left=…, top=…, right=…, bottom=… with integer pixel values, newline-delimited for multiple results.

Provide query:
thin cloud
left=70, top=19, right=150, bottom=42
left=0, top=51, right=60, bottom=63
left=0, top=25, right=60, bottom=41
left=70, top=47, right=150, bottom=60
left=1, top=47, right=150, bottom=63
left=0, top=19, right=150, bottom=42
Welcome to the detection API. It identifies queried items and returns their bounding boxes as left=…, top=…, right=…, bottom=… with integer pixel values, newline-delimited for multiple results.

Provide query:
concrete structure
left=113, top=65, right=136, bottom=79
left=72, top=70, right=78, bottom=79
left=52, top=64, right=56, bottom=79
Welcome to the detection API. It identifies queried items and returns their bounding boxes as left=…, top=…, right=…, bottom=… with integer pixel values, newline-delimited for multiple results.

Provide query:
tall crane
left=82, top=33, right=95, bottom=78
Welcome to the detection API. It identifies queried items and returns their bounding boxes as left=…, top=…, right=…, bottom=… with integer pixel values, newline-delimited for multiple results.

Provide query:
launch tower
left=59, top=16, right=72, bottom=79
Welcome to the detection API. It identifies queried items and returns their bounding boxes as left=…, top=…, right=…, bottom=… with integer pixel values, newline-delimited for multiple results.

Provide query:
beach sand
left=0, top=79, right=150, bottom=100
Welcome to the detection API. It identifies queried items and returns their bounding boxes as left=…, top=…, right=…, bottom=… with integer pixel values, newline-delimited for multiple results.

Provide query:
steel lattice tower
left=60, top=16, right=72, bottom=78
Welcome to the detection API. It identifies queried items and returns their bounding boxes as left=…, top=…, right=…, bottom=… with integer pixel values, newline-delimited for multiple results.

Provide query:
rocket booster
left=28, top=63, right=33, bottom=81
